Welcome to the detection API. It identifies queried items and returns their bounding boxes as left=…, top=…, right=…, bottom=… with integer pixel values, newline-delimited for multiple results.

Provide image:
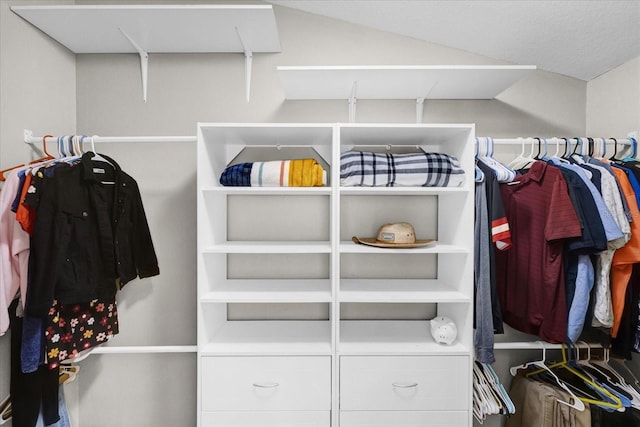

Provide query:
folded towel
left=340, top=150, right=465, bottom=187
left=220, top=158, right=326, bottom=187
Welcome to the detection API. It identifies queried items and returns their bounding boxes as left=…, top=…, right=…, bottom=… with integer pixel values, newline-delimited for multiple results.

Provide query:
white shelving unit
left=197, top=121, right=475, bottom=426
left=197, top=123, right=335, bottom=426
left=11, top=4, right=281, bottom=101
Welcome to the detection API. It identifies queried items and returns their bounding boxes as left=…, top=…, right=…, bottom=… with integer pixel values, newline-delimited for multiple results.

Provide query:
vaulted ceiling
left=269, top=0, right=640, bottom=81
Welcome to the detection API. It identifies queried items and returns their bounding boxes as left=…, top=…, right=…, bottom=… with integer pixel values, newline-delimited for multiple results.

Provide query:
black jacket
left=26, top=153, right=159, bottom=316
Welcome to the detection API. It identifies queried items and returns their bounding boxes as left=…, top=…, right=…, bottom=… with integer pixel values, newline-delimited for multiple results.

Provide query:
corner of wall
left=586, top=56, right=640, bottom=136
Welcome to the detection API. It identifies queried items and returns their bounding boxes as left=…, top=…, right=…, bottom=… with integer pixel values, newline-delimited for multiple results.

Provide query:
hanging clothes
left=607, top=165, right=640, bottom=337
left=0, top=168, right=31, bottom=336
left=26, top=152, right=159, bottom=316
left=506, top=374, right=591, bottom=427
left=0, top=146, right=160, bottom=426
left=496, top=161, right=582, bottom=343
left=546, top=159, right=614, bottom=342
left=477, top=159, right=511, bottom=335
left=474, top=168, right=495, bottom=364
left=8, top=298, right=60, bottom=426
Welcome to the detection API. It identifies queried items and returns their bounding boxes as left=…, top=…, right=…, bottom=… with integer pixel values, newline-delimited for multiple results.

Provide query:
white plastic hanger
left=473, top=363, right=502, bottom=421
left=88, top=135, right=116, bottom=184
left=509, top=341, right=586, bottom=411
left=481, top=362, right=515, bottom=414
left=507, top=137, right=536, bottom=170
left=585, top=344, right=640, bottom=409
left=475, top=137, right=516, bottom=182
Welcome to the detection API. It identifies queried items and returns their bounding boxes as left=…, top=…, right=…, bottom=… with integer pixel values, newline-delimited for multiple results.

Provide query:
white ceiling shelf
left=11, top=4, right=282, bottom=102
left=277, top=65, right=536, bottom=122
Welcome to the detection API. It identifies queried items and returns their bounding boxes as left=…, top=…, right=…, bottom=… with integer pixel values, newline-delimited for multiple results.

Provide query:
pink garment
left=0, top=169, right=31, bottom=335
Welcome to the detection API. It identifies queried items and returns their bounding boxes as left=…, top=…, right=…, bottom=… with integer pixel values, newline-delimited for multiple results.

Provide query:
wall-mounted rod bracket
left=235, top=27, right=253, bottom=103
left=348, top=81, right=358, bottom=123
left=119, top=28, right=149, bottom=103
left=24, top=129, right=34, bottom=144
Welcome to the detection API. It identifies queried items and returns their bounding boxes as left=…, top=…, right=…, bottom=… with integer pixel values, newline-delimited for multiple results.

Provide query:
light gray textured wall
left=0, top=0, right=76, bottom=165
left=587, top=55, right=640, bottom=138
left=0, top=1, right=75, bottom=425
left=1, top=1, right=592, bottom=426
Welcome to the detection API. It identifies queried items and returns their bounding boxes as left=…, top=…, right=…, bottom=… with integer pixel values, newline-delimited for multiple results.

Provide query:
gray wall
left=587, top=55, right=640, bottom=138
left=0, top=0, right=75, bottom=422
left=0, top=1, right=617, bottom=426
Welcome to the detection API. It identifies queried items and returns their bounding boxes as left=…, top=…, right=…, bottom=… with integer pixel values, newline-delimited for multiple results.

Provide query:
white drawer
left=201, top=411, right=330, bottom=427
left=201, top=356, right=331, bottom=411
left=340, top=356, right=469, bottom=411
left=340, top=411, right=469, bottom=427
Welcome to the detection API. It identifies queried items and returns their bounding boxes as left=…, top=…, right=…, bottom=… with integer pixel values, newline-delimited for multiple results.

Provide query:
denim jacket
left=26, top=152, right=159, bottom=316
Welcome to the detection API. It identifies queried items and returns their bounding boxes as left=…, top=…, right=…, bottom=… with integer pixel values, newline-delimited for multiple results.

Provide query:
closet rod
left=488, top=137, right=634, bottom=146
left=24, top=129, right=196, bottom=144
left=494, top=342, right=603, bottom=350
left=90, top=345, right=197, bottom=354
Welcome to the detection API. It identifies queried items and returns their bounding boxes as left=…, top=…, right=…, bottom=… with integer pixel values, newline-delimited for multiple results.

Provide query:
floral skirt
left=44, top=297, right=119, bottom=369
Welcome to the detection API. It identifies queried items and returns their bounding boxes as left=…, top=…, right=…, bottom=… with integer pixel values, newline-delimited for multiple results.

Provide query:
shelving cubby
left=335, top=124, right=474, bottom=357
left=197, top=123, right=336, bottom=353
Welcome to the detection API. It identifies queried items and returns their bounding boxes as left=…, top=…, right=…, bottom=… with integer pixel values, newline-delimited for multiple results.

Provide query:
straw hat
left=351, top=222, right=435, bottom=248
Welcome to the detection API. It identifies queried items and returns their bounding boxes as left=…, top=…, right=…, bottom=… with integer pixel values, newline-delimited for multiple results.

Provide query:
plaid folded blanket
left=340, top=150, right=465, bottom=187
left=220, top=158, right=326, bottom=187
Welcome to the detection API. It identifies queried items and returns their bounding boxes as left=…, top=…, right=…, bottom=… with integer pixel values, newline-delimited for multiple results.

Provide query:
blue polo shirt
left=550, top=159, right=623, bottom=243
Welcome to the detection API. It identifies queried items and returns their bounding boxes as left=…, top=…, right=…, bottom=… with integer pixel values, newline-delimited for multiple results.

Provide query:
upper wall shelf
left=11, top=4, right=282, bottom=102
left=10, top=5, right=281, bottom=54
left=277, top=65, right=536, bottom=122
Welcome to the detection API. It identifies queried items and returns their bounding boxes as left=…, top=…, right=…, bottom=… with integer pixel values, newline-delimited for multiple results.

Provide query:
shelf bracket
left=416, top=97, right=425, bottom=123
left=235, top=27, right=253, bottom=103
left=348, top=81, right=358, bottom=123
left=119, top=28, right=149, bottom=103
left=416, top=83, right=437, bottom=123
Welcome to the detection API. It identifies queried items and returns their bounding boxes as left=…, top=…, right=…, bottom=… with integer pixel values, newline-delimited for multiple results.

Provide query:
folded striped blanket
left=340, top=150, right=465, bottom=187
left=220, top=158, right=326, bottom=187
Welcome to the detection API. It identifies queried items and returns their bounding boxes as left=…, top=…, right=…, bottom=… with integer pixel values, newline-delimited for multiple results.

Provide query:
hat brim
left=352, top=236, right=436, bottom=248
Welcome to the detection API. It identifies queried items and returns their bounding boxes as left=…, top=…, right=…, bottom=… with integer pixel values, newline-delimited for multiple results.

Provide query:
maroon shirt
left=496, top=161, right=582, bottom=343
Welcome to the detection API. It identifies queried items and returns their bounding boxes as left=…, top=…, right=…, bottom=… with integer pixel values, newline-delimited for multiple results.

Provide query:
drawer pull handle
left=253, top=382, right=280, bottom=388
left=392, top=382, right=418, bottom=388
